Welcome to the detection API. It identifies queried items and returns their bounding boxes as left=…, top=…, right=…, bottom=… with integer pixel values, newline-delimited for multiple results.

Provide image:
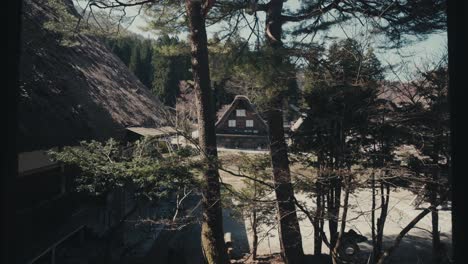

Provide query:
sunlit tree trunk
left=376, top=179, right=390, bottom=261
left=263, top=1, right=304, bottom=263
left=266, top=106, right=304, bottom=264
left=251, top=209, right=259, bottom=260
left=185, top=1, right=228, bottom=263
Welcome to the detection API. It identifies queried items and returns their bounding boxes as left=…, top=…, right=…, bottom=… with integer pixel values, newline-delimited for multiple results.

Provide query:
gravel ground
left=217, top=151, right=452, bottom=263
left=227, top=186, right=452, bottom=263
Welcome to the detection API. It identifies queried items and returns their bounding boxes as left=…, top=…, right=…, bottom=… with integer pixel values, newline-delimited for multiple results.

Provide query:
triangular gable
left=215, top=95, right=268, bottom=130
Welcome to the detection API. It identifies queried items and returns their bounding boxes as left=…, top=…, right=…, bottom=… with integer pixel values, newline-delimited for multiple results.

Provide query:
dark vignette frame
left=4, top=0, right=22, bottom=263
left=447, top=1, right=467, bottom=264
left=2, top=0, right=466, bottom=263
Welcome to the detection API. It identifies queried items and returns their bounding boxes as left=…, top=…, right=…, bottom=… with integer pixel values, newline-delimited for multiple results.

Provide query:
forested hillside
left=103, top=34, right=192, bottom=107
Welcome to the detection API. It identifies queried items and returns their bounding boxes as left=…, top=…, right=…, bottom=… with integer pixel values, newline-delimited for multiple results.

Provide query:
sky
left=73, top=0, right=447, bottom=80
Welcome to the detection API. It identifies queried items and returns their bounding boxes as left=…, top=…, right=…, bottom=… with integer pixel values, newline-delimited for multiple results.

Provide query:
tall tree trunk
left=252, top=181, right=259, bottom=260
left=376, top=180, right=390, bottom=261
left=431, top=135, right=442, bottom=264
left=185, top=1, right=228, bottom=263
left=314, top=181, right=323, bottom=255
left=332, top=173, right=351, bottom=264
left=252, top=209, right=258, bottom=260
left=319, top=193, right=326, bottom=249
left=371, top=171, right=377, bottom=263
left=328, top=176, right=341, bottom=250
left=329, top=120, right=343, bottom=251
left=430, top=167, right=441, bottom=264
left=264, top=1, right=304, bottom=263
left=314, top=154, right=324, bottom=255
left=266, top=107, right=304, bottom=264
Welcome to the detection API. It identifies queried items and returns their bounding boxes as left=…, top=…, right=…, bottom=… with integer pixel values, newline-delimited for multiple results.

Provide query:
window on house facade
left=228, top=120, right=236, bottom=127
left=246, top=120, right=254, bottom=127
left=236, top=109, right=246, bottom=117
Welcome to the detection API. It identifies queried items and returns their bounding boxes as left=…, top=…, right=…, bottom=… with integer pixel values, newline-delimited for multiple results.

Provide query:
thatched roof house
left=18, top=0, right=167, bottom=152
left=16, top=1, right=170, bottom=263
left=215, top=95, right=269, bottom=150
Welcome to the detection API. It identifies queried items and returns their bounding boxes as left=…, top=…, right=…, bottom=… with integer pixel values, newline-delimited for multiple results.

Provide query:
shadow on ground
left=223, top=209, right=251, bottom=259
left=143, top=208, right=250, bottom=264
left=356, top=231, right=452, bottom=264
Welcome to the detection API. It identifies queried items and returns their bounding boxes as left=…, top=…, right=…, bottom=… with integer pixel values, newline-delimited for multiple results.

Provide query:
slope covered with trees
left=103, top=34, right=192, bottom=107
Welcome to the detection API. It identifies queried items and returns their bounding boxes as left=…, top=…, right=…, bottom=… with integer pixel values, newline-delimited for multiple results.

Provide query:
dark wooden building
left=215, top=95, right=269, bottom=150
left=16, top=150, right=89, bottom=264
left=16, top=150, right=167, bottom=264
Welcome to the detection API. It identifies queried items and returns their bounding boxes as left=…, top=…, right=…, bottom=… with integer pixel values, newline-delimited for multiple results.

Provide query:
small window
left=236, top=109, right=246, bottom=117
left=246, top=120, right=254, bottom=127
left=228, top=120, right=236, bottom=127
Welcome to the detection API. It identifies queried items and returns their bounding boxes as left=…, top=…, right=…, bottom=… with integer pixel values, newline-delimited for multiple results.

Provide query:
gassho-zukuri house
left=214, top=95, right=269, bottom=150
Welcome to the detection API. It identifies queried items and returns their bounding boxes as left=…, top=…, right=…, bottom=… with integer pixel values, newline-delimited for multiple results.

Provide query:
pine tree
left=151, top=34, right=191, bottom=107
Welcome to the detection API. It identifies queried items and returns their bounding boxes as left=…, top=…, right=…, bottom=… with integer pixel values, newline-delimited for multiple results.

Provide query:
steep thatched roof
left=18, top=0, right=167, bottom=152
